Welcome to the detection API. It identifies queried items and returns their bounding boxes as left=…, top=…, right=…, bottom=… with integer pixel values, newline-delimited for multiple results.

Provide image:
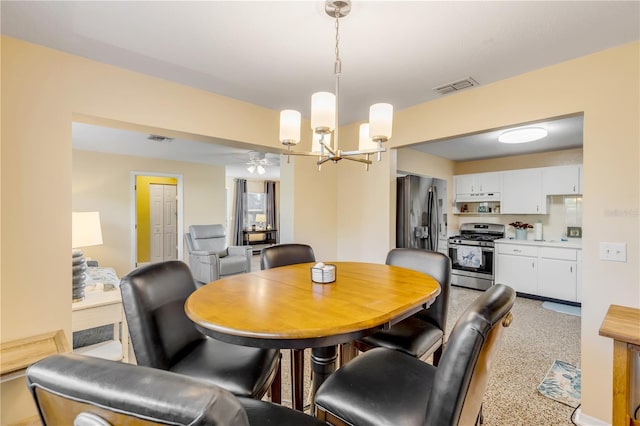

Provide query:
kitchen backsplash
left=454, top=195, right=582, bottom=241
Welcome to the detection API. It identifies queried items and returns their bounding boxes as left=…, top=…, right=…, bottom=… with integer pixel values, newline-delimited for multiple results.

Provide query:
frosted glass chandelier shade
left=311, top=92, right=336, bottom=133
left=369, top=103, right=393, bottom=141
left=279, top=110, right=301, bottom=144
left=358, top=123, right=378, bottom=151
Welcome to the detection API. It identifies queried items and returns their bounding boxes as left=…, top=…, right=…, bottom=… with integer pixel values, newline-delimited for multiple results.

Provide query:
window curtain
left=233, top=178, right=247, bottom=246
left=265, top=181, right=277, bottom=238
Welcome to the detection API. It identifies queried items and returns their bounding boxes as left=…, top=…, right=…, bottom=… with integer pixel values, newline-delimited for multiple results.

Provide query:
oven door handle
left=449, top=244, right=494, bottom=252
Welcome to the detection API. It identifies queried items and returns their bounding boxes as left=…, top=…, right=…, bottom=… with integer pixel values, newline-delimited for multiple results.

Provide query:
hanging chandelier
left=279, top=0, right=393, bottom=171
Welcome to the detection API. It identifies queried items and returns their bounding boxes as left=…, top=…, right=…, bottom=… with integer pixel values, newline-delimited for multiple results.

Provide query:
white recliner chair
left=185, top=224, right=252, bottom=285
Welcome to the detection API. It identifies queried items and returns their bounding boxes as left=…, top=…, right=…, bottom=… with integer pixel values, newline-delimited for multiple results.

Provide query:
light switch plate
left=599, top=242, right=627, bottom=262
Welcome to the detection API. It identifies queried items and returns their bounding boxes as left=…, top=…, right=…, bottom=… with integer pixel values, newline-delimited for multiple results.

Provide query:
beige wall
left=73, top=149, right=226, bottom=276
left=281, top=155, right=339, bottom=261
left=1, top=34, right=638, bottom=424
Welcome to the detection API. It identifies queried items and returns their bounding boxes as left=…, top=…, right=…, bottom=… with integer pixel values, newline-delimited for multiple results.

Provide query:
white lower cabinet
left=495, top=242, right=580, bottom=302
left=496, top=245, right=538, bottom=295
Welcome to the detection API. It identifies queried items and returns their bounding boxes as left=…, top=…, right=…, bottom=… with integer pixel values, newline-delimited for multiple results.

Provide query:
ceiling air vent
left=433, top=77, right=479, bottom=95
left=147, top=134, right=174, bottom=142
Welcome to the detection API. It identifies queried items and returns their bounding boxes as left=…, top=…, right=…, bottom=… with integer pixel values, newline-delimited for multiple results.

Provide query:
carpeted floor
left=445, top=286, right=581, bottom=425
left=253, top=255, right=581, bottom=424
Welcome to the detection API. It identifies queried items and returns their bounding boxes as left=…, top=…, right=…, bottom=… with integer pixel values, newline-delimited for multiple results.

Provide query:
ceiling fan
left=246, top=151, right=273, bottom=175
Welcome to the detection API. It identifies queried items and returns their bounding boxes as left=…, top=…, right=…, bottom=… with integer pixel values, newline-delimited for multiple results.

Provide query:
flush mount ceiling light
left=279, top=0, right=393, bottom=171
left=498, top=127, right=548, bottom=144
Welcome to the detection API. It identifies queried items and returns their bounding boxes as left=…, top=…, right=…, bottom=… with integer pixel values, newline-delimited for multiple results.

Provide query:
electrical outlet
left=599, top=242, right=627, bottom=262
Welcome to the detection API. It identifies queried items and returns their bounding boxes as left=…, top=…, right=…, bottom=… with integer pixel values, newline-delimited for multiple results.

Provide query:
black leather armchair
left=260, top=243, right=315, bottom=411
left=26, top=354, right=325, bottom=426
left=354, top=248, right=452, bottom=365
left=315, top=284, right=515, bottom=426
left=120, top=260, right=281, bottom=401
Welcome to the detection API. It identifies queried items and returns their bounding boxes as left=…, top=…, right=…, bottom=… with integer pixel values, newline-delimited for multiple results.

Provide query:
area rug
left=537, top=360, right=581, bottom=408
left=542, top=301, right=582, bottom=317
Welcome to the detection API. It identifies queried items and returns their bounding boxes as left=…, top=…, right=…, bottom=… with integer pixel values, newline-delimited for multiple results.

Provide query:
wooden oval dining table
left=185, top=261, right=440, bottom=411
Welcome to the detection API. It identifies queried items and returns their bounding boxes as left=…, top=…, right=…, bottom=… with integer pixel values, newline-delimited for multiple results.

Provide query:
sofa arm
left=228, top=246, right=253, bottom=271
left=189, top=252, right=221, bottom=283
left=228, top=245, right=251, bottom=257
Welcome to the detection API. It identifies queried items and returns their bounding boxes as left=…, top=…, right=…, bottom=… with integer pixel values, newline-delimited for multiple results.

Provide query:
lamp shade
left=311, top=92, right=336, bottom=132
left=255, top=214, right=267, bottom=223
left=358, top=123, right=378, bottom=151
left=72, top=212, right=103, bottom=248
left=280, top=110, right=301, bottom=144
left=369, top=103, right=393, bottom=141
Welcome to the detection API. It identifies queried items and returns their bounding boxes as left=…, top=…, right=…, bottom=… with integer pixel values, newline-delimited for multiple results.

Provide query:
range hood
left=455, top=192, right=501, bottom=202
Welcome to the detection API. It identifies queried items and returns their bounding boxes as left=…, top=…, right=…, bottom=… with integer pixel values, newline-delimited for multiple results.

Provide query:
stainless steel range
left=448, top=223, right=505, bottom=290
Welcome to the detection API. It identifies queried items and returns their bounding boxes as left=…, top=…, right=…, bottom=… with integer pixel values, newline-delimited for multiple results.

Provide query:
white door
left=163, top=185, right=177, bottom=261
left=149, top=184, right=178, bottom=263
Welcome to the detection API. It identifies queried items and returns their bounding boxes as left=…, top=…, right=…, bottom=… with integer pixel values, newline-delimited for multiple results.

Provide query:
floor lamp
left=72, top=212, right=103, bottom=302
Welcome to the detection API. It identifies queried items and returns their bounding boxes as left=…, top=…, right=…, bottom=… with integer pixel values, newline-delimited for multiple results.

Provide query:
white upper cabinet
left=542, top=165, right=582, bottom=195
left=454, top=172, right=502, bottom=202
left=501, top=168, right=547, bottom=214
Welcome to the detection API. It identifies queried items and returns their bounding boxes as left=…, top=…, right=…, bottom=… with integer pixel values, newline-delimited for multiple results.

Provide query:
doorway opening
left=131, top=172, right=184, bottom=268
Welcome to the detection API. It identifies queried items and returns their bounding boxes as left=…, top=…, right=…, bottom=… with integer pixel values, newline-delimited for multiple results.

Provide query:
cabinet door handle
left=532, top=262, right=535, bottom=269
left=570, top=266, right=573, bottom=273
left=573, top=185, right=576, bottom=192
left=513, top=249, right=521, bottom=253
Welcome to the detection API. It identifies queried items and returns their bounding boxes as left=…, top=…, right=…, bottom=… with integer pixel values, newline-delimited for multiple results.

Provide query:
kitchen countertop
left=495, top=238, right=582, bottom=249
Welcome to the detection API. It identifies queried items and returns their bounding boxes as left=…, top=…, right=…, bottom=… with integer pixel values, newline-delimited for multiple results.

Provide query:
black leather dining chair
left=260, top=243, right=316, bottom=411
left=315, top=284, right=515, bottom=426
left=120, top=260, right=281, bottom=402
left=260, top=243, right=316, bottom=270
left=27, top=353, right=325, bottom=426
left=353, top=248, right=452, bottom=365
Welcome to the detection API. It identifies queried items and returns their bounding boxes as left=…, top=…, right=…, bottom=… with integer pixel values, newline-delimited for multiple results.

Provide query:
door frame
left=130, top=171, right=184, bottom=269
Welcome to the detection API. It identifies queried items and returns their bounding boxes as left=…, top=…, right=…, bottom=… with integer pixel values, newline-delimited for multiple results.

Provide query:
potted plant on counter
left=509, top=221, right=533, bottom=240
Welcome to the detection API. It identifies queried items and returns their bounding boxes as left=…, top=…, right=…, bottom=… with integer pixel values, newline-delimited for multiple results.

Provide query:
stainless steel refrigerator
left=396, top=175, right=447, bottom=252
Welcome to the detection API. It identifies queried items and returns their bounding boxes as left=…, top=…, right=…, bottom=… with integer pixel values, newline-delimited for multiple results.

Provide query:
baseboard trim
left=573, top=407, right=610, bottom=426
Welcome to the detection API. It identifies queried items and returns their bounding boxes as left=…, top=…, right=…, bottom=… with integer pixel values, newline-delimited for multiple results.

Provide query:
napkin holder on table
left=311, top=262, right=336, bottom=284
